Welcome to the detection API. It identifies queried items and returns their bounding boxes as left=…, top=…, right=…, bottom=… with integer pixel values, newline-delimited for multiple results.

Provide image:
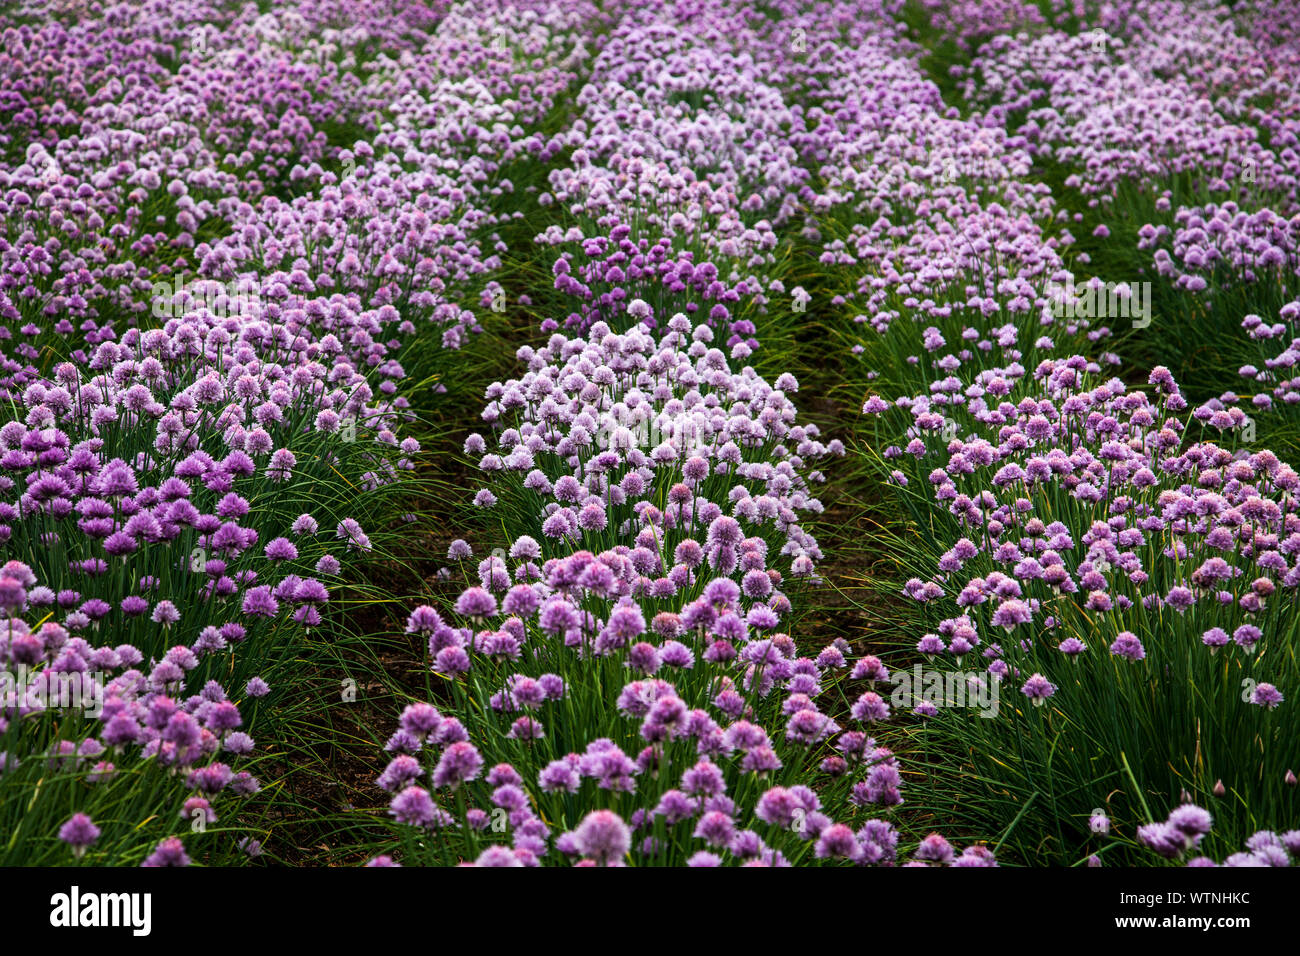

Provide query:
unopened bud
left=1212, top=779, right=1226, bottom=798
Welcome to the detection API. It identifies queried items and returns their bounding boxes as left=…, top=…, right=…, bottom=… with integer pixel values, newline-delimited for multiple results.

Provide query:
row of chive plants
left=363, top=3, right=1005, bottom=868
left=814, top=0, right=1299, bottom=865
left=0, top=0, right=602, bottom=864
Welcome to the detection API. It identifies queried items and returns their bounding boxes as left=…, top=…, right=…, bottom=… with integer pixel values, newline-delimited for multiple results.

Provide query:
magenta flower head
left=141, top=836, right=190, bottom=867
left=1020, top=673, right=1055, bottom=706
left=913, top=833, right=955, bottom=864
left=1109, top=631, right=1145, bottom=661
left=815, top=823, right=860, bottom=860
left=1138, top=822, right=1186, bottom=859
left=0, top=576, right=27, bottom=612
left=336, top=518, right=372, bottom=552
left=241, top=586, right=279, bottom=618
left=265, top=537, right=298, bottom=561
left=1167, top=805, right=1213, bottom=846
left=627, top=642, right=661, bottom=674
left=389, top=786, right=441, bottom=827
left=852, top=655, right=889, bottom=682
left=851, top=691, right=890, bottom=723
left=1202, top=627, right=1229, bottom=653
left=952, top=846, right=998, bottom=867
left=1059, top=637, right=1086, bottom=658
left=755, top=786, right=800, bottom=828
left=58, top=813, right=100, bottom=858
left=475, top=846, right=525, bottom=867
left=432, top=741, right=483, bottom=789
left=1233, top=625, right=1262, bottom=651
left=991, top=599, right=1032, bottom=631
left=1250, top=683, right=1284, bottom=710
left=454, top=587, right=498, bottom=622
left=694, top=810, right=735, bottom=847
left=572, top=809, right=631, bottom=865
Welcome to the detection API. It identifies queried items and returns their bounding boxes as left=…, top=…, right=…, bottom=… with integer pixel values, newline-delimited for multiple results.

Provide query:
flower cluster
left=370, top=304, right=998, bottom=865
left=843, top=0, right=1300, bottom=861
left=1138, top=801, right=1300, bottom=867
left=1, top=561, right=261, bottom=864
left=0, top=0, right=595, bottom=864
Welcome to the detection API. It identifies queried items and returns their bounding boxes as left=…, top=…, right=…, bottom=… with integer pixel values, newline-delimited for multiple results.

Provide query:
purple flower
left=1020, top=673, right=1055, bottom=706
left=58, top=813, right=100, bottom=857
left=913, top=833, right=955, bottom=864
left=432, top=742, right=483, bottom=789
left=265, top=537, right=298, bottom=561
left=1109, top=632, right=1145, bottom=661
left=454, top=587, right=498, bottom=621
left=141, top=836, right=190, bottom=867
left=815, top=823, right=860, bottom=860
left=991, top=599, right=1032, bottom=630
left=336, top=519, right=371, bottom=552
left=1233, top=625, right=1262, bottom=651
left=389, top=786, right=441, bottom=827
left=1138, top=822, right=1186, bottom=859
left=572, top=810, right=631, bottom=865
left=241, top=587, right=279, bottom=618
left=1250, top=683, right=1284, bottom=709
left=755, top=787, right=799, bottom=828
left=693, top=811, right=735, bottom=847
left=1202, top=628, right=1229, bottom=653
left=851, top=692, right=890, bottom=723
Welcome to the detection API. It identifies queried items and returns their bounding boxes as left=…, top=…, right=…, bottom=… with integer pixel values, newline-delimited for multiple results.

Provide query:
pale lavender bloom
left=58, top=813, right=100, bottom=857
left=572, top=809, right=631, bottom=865
left=1250, top=683, right=1284, bottom=709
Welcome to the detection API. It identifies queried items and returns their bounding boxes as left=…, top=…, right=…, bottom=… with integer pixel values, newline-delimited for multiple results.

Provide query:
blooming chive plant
left=0, top=0, right=596, bottom=864
left=371, top=312, right=1003, bottom=866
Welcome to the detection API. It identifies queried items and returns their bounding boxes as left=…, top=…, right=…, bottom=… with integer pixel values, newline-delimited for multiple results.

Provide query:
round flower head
left=1020, top=673, right=1055, bottom=705
left=1109, top=632, right=1145, bottom=661
left=389, top=786, right=440, bottom=827
left=142, top=836, right=190, bottom=867
left=914, top=833, right=954, bottom=864
left=1167, top=805, right=1213, bottom=844
left=1138, top=822, right=1186, bottom=859
left=572, top=809, right=631, bottom=865
left=1202, top=627, right=1229, bottom=653
left=59, top=813, right=100, bottom=857
left=455, top=587, right=498, bottom=621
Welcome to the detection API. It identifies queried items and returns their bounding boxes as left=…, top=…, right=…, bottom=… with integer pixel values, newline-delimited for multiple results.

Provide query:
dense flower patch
left=0, top=0, right=595, bottom=864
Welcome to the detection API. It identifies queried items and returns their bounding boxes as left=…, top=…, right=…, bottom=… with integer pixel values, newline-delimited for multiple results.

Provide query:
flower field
left=1, top=0, right=1297, bottom=870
